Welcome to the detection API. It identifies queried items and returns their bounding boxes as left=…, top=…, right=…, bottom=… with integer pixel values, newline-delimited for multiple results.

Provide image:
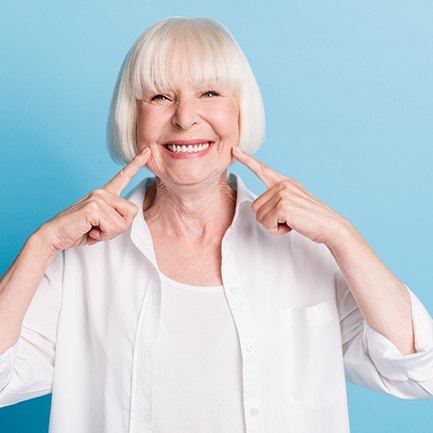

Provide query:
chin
left=161, top=167, right=226, bottom=186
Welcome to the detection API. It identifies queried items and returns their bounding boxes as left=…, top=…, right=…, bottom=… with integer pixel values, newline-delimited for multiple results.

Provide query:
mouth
left=162, top=140, right=215, bottom=158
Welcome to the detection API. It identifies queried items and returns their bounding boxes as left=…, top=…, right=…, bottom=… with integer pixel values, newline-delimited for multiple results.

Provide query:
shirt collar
left=125, top=172, right=257, bottom=267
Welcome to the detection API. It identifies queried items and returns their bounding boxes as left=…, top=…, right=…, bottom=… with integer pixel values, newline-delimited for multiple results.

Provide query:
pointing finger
left=232, top=146, right=283, bottom=189
left=103, top=147, right=151, bottom=196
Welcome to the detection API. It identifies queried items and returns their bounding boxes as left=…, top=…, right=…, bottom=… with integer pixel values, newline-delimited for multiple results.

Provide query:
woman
left=0, top=16, right=432, bottom=433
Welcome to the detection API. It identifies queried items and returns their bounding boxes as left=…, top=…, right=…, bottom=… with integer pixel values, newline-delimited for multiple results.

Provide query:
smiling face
left=136, top=73, right=239, bottom=186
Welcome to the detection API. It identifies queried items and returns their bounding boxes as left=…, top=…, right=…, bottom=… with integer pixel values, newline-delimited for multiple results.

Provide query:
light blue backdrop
left=1, top=1, right=432, bottom=432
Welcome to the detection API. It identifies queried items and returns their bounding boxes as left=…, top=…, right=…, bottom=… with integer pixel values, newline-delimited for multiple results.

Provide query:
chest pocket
left=278, top=297, right=347, bottom=407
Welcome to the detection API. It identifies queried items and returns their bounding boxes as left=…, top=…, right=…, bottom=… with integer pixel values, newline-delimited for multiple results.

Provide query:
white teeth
left=167, top=142, right=210, bottom=153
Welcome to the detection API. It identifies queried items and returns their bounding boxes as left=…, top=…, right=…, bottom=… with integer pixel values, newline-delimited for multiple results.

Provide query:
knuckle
left=120, top=199, right=137, bottom=213
left=279, top=189, right=292, bottom=200
left=101, top=225, right=116, bottom=239
left=122, top=215, right=135, bottom=228
left=85, top=199, right=105, bottom=217
left=92, top=198, right=106, bottom=208
left=129, top=203, right=139, bottom=216
left=280, top=179, right=292, bottom=188
left=118, top=200, right=139, bottom=220
left=275, top=198, right=286, bottom=210
left=112, top=212, right=130, bottom=232
left=86, top=200, right=99, bottom=211
left=90, top=188, right=105, bottom=198
left=120, top=220, right=131, bottom=233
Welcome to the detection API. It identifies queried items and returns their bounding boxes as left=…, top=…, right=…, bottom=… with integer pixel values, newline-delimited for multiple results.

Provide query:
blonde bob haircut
left=107, top=16, right=266, bottom=164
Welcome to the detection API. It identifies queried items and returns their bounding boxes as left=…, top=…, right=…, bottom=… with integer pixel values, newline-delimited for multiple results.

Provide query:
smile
left=162, top=140, right=214, bottom=159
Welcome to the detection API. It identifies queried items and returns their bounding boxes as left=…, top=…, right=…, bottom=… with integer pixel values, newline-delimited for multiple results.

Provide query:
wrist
left=28, top=225, right=60, bottom=260
left=324, top=219, right=360, bottom=253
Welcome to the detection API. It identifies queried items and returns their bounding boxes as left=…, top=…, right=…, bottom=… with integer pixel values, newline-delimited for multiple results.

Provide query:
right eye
left=151, top=94, right=169, bottom=101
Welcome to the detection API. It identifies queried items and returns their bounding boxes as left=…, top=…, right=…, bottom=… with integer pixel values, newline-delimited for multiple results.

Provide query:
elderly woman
left=0, top=16, right=432, bottom=433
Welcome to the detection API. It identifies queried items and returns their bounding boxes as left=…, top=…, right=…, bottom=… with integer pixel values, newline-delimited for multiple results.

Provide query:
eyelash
left=202, top=90, right=220, bottom=97
left=151, top=94, right=169, bottom=101
left=151, top=90, right=220, bottom=101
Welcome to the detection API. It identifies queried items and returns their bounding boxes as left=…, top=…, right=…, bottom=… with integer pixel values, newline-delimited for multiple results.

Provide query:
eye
left=151, top=94, right=170, bottom=101
left=202, top=90, right=220, bottom=97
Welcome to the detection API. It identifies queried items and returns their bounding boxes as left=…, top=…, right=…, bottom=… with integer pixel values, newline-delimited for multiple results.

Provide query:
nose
left=171, top=101, right=199, bottom=130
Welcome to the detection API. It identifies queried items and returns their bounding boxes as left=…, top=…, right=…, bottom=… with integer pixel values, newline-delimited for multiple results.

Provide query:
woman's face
left=136, top=75, right=239, bottom=187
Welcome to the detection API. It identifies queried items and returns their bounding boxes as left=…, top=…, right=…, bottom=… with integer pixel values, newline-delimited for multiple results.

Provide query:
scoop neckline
left=158, top=271, right=224, bottom=293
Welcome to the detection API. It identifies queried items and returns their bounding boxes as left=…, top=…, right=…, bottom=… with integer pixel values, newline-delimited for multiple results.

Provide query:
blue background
left=1, top=1, right=432, bottom=432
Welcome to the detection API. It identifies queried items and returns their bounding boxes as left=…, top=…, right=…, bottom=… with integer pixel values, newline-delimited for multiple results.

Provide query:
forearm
left=0, top=228, right=57, bottom=355
left=326, top=221, right=416, bottom=355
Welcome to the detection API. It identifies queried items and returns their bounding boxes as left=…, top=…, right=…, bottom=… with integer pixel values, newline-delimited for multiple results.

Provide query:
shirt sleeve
left=336, top=268, right=433, bottom=399
left=0, top=250, right=64, bottom=407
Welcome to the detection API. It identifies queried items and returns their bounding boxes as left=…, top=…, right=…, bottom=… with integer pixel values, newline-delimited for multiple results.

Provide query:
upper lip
left=163, top=139, right=214, bottom=146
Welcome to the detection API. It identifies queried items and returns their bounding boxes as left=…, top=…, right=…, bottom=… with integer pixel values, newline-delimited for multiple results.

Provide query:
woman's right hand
left=37, top=148, right=152, bottom=254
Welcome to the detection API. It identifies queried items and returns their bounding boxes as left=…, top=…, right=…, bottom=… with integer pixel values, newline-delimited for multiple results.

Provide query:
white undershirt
left=152, top=272, right=246, bottom=433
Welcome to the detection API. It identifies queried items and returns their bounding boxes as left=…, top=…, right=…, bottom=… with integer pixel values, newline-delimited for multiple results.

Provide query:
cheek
left=137, top=118, right=155, bottom=143
left=136, top=108, right=165, bottom=143
left=212, top=105, right=239, bottom=139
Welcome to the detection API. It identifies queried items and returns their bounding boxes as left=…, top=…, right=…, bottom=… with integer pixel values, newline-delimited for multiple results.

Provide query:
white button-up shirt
left=1, top=173, right=433, bottom=433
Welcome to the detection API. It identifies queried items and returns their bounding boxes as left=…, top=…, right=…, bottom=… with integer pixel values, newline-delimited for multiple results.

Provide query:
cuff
left=363, top=285, right=433, bottom=382
left=0, top=342, right=19, bottom=392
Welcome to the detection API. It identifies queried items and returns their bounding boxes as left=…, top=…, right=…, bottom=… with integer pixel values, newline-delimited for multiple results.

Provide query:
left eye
left=202, top=90, right=220, bottom=97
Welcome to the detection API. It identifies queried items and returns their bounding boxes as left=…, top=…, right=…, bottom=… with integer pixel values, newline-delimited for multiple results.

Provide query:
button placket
left=221, top=243, right=264, bottom=432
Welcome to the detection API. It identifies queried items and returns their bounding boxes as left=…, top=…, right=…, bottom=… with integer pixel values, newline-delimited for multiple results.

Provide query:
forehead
left=135, top=32, right=240, bottom=96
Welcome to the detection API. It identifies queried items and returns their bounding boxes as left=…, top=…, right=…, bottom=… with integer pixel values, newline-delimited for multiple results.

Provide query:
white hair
left=107, top=16, right=266, bottom=163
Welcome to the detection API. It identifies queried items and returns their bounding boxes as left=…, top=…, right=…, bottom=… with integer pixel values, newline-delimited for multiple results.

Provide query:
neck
left=142, top=171, right=237, bottom=242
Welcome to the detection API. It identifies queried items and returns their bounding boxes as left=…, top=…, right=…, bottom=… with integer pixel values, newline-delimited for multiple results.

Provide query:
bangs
left=130, top=20, right=242, bottom=98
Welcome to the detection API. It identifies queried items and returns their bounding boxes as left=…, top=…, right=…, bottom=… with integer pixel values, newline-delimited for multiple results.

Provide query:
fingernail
left=232, top=146, right=242, bottom=153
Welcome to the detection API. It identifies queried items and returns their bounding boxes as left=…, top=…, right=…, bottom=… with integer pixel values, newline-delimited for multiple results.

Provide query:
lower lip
left=162, top=142, right=214, bottom=159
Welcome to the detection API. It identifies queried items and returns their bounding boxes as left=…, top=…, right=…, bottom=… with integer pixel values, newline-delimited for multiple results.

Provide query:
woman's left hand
left=232, top=146, right=351, bottom=245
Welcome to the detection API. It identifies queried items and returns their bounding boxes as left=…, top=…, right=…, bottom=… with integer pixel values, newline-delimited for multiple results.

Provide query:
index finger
left=103, top=148, right=151, bottom=196
left=232, top=146, right=283, bottom=189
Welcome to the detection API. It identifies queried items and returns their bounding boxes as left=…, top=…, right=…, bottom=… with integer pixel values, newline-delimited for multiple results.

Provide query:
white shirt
left=1, top=172, right=433, bottom=433
left=153, top=273, right=245, bottom=433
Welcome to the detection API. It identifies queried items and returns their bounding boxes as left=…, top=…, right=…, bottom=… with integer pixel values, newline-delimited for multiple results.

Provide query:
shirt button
left=250, top=407, right=260, bottom=416
left=409, top=371, right=420, bottom=381
left=230, top=286, right=239, bottom=295
left=246, top=343, right=255, bottom=351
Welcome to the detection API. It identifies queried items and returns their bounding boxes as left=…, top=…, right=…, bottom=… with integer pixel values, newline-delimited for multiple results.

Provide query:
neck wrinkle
left=142, top=172, right=237, bottom=242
